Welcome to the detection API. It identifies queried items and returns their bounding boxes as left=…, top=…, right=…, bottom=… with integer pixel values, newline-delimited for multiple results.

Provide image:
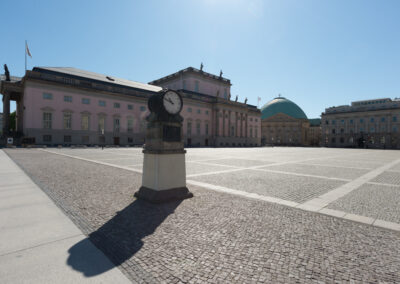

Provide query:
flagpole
left=25, top=40, right=27, bottom=73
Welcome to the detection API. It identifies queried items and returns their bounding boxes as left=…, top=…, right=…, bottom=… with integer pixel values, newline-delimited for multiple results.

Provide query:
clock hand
left=165, top=97, right=174, bottom=104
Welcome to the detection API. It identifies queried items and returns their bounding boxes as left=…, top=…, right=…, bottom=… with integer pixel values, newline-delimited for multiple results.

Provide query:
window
left=98, top=116, right=105, bottom=132
left=250, top=118, right=253, bottom=122
left=128, top=104, right=133, bottom=110
left=114, top=102, right=120, bottom=108
left=196, top=122, right=201, bottom=135
left=64, top=135, right=71, bottom=143
left=381, top=117, right=385, bottom=122
left=127, top=118, right=133, bottom=133
left=187, top=121, right=192, bottom=136
left=370, top=127, right=375, bottom=133
left=332, top=120, right=336, bottom=125
left=128, top=137, right=133, bottom=143
left=255, top=119, right=258, bottom=122
left=360, top=127, right=364, bottom=132
left=194, top=81, right=199, bottom=92
left=81, top=114, right=90, bottom=130
left=140, top=106, right=146, bottom=111
left=63, top=113, right=72, bottom=129
left=43, top=135, right=52, bottom=142
left=205, top=110, right=209, bottom=115
left=43, top=93, right=53, bottom=100
left=250, top=128, right=253, bottom=138
left=332, top=129, right=336, bottom=134
left=82, top=98, right=90, bottom=104
left=197, top=109, right=201, bottom=114
left=114, top=118, right=120, bottom=132
left=350, top=119, right=353, bottom=124
left=64, top=96, right=72, bottom=102
left=43, top=112, right=52, bottom=129
left=82, top=136, right=89, bottom=144
left=325, top=120, right=329, bottom=125
left=341, top=120, right=344, bottom=124
left=370, top=117, right=374, bottom=123
left=188, top=107, right=192, bottom=113
left=340, top=137, right=344, bottom=143
left=360, top=118, right=364, bottom=123
left=255, top=128, right=258, bottom=138
left=340, top=128, right=344, bottom=134
left=230, top=126, right=234, bottom=137
left=331, top=138, right=336, bottom=143
left=393, top=126, right=398, bottom=132
left=393, top=116, right=397, bottom=122
left=205, top=123, right=209, bottom=135
left=99, top=100, right=106, bottom=107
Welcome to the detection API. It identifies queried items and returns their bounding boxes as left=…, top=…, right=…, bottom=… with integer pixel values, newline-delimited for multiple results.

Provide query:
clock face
left=163, top=91, right=182, bottom=115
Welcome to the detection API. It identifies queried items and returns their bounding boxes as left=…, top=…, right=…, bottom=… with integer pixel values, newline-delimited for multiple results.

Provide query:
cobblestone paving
left=5, top=148, right=400, bottom=283
left=262, top=163, right=368, bottom=180
left=189, top=169, right=346, bottom=203
left=372, top=171, right=400, bottom=186
left=328, top=183, right=400, bottom=224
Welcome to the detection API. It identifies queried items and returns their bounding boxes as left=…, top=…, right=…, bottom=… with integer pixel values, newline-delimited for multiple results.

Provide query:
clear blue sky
left=1, top=0, right=400, bottom=118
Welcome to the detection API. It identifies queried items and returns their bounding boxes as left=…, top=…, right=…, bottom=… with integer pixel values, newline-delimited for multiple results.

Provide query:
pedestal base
left=134, top=186, right=193, bottom=203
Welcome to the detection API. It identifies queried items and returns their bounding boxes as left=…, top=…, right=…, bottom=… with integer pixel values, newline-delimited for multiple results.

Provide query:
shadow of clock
left=66, top=198, right=182, bottom=277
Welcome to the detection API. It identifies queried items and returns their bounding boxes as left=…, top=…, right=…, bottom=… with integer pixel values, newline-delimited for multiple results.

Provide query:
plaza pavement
left=2, top=147, right=400, bottom=283
left=0, top=150, right=130, bottom=283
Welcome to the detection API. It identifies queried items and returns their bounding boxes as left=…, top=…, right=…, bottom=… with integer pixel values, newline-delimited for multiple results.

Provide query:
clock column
left=134, top=90, right=193, bottom=203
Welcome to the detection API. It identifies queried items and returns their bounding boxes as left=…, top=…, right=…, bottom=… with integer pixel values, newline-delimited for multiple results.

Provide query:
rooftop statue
left=245, top=98, right=248, bottom=104
left=235, top=95, right=238, bottom=102
left=200, top=62, right=204, bottom=71
left=4, top=64, right=10, bottom=81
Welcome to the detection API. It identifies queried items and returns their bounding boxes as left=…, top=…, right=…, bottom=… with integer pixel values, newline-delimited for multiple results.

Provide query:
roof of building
left=32, top=67, right=162, bottom=93
left=261, top=97, right=308, bottom=120
left=149, top=67, right=231, bottom=85
left=308, top=118, right=321, bottom=126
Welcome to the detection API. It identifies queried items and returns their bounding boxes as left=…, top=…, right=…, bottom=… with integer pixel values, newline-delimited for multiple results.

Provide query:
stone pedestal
left=134, top=91, right=193, bottom=203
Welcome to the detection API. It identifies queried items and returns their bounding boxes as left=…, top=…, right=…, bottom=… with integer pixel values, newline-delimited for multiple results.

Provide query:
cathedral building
left=261, top=96, right=321, bottom=146
left=0, top=66, right=261, bottom=147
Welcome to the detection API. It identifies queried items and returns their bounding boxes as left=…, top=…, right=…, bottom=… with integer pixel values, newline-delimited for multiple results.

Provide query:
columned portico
left=2, top=92, right=10, bottom=135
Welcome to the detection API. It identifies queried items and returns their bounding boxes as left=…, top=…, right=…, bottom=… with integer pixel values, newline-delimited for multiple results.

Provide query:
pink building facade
left=1, top=66, right=261, bottom=147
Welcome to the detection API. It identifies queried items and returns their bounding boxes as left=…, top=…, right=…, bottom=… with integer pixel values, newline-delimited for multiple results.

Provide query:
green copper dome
left=261, top=97, right=307, bottom=120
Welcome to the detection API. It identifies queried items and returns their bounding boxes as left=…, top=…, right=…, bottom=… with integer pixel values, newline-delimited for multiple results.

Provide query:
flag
left=26, top=41, right=32, bottom=58
left=257, top=97, right=261, bottom=103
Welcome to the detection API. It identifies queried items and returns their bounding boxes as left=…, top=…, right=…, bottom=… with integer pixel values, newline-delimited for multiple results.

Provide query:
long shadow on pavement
left=67, top=198, right=182, bottom=277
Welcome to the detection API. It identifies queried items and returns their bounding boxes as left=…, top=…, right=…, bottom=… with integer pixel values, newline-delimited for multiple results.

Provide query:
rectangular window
left=255, top=128, right=258, bottom=138
left=205, top=110, right=209, bottom=115
left=187, top=122, right=192, bottom=136
left=332, top=120, right=336, bottom=125
left=64, top=135, right=72, bottom=143
left=43, top=135, right=52, bottom=142
left=140, top=106, right=146, bottom=111
left=350, top=119, right=353, bottom=124
left=194, top=81, right=199, bottom=92
left=341, top=119, right=344, bottom=124
left=127, top=118, right=133, bottom=133
left=43, top=93, right=53, bottom=100
left=98, top=116, right=105, bottom=132
left=360, top=118, right=364, bottom=123
left=114, top=118, right=120, bottom=132
left=81, top=114, right=90, bottom=130
left=188, top=107, right=192, bottom=113
left=82, top=98, right=90, bottom=104
left=128, top=137, right=133, bottom=143
left=196, top=122, right=201, bottom=135
left=381, top=117, right=385, bottom=122
left=82, top=136, right=89, bottom=144
left=64, top=96, right=72, bottom=102
left=63, top=113, right=72, bottom=129
left=393, top=116, right=397, bottom=122
left=114, top=102, right=120, bottom=108
left=99, top=100, right=106, bottom=107
left=197, top=109, right=201, bottom=114
left=205, top=123, right=209, bottom=135
left=370, top=117, right=374, bottom=123
left=128, top=104, right=133, bottom=110
left=43, top=112, right=52, bottom=129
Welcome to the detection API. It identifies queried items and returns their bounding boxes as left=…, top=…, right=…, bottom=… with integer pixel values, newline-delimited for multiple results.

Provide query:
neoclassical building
left=321, top=98, right=400, bottom=149
left=260, top=97, right=320, bottom=146
left=0, top=66, right=261, bottom=147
